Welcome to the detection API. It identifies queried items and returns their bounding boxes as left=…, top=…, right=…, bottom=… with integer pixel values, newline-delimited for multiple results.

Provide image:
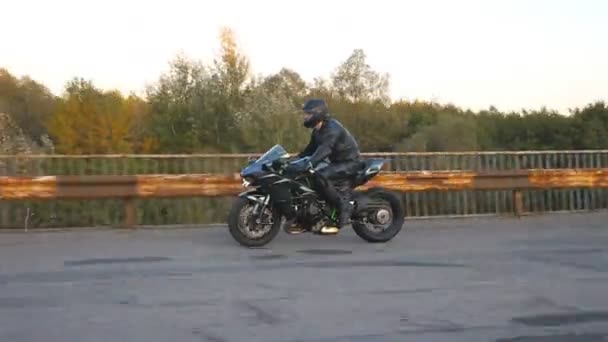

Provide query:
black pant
left=314, top=160, right=362, bottom=212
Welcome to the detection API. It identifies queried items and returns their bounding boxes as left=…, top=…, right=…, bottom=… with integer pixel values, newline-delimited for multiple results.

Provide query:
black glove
left=286, top=158, right=312, bottom=173
left=272, top=159, right=287, bottom=170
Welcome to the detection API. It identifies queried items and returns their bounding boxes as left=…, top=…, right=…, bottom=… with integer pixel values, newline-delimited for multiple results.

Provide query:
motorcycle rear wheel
left=352, top=188, right=404, bottom=243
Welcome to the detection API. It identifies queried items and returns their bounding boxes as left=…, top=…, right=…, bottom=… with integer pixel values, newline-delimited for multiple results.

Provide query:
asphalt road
left=1, top=212, right=608, bottom=342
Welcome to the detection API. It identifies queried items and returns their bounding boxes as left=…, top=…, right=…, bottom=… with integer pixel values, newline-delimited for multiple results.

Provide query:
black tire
left=351, top=188, right=404, bottom=243
left=228, top=196, right=281, bottom=248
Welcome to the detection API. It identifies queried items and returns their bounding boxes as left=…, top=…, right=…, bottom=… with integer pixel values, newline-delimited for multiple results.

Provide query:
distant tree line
left=1, top=27, right=607, bottom=155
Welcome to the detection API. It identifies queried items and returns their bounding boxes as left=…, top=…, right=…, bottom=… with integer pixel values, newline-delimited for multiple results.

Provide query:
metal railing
left=1, top=150, right=607, bottom=228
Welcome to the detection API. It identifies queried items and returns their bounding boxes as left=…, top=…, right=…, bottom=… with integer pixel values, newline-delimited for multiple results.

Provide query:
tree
left=236, top=81, right=309, bottom=152
left=261, top=68, right=308, bottom=103
left=47, top=78, right=138, bottom=154
left=0, top=112, right=41, bottom=154
left=572, top=101, right=608, bottom=149
left=213, top=27, right=251, bottom=102
left=206, top=27, right=252, bottom=150
left=145, top=54, right=207, bottom=152
left=0, top=68, right=57, bottom=145
left=144, top=27, right=253, bottom=153
left=330, top=49, right=390, bottom=104
left=124, top=94, right=154, bottom=153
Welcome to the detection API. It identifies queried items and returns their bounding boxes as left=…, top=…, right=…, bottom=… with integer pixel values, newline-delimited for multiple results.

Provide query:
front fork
left=250, top=195, right=271, bottom=224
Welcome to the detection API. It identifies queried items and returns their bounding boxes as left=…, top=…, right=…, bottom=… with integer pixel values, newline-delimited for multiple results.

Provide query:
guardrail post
left=514, top=190, right=524, bottom=217
left=123, top=197, right=137, bottom=228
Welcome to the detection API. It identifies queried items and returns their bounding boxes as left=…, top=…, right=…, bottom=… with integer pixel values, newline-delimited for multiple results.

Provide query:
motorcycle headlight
left=242, top=178, right=251, bottom=187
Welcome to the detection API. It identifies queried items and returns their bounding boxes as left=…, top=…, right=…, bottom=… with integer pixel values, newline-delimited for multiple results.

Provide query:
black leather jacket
left=297, top=118, right=361, bottom=166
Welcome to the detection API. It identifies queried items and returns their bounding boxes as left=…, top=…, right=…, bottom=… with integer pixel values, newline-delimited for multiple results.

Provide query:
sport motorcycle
left=227, top=144, right=404, bottom=247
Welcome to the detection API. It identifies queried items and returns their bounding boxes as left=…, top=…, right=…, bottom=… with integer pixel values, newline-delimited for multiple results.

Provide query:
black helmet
left=302, top=98, right=329, bottom=128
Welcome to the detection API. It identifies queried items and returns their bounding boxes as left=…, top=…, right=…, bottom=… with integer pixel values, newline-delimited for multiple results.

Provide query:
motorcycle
left=227, top=144, right=404, bottom=247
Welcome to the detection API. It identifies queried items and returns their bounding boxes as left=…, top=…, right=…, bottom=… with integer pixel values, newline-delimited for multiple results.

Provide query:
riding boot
left=337, top=201, right=353, bottom=228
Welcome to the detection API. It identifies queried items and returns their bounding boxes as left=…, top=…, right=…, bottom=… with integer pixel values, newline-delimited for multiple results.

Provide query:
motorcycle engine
left=295, top=197, right=328, bottom=233
left=307, top=201, right=321, bottom=216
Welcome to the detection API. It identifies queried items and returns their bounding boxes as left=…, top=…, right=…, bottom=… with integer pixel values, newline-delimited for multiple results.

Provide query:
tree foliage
left=0, top=68, right=56, bottom=145
left=332, top=49, right=390, bottom=104
left=1, top=27, right=607, bottom=155
left=47, top=78, right=147, bottom=154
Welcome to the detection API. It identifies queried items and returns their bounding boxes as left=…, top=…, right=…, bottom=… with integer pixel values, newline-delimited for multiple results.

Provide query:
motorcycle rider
left=285, top=98, right=362, bottom=235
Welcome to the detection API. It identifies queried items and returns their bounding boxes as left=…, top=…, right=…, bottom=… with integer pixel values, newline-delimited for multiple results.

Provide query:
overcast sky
left=2, top=0, right=606, bottom=113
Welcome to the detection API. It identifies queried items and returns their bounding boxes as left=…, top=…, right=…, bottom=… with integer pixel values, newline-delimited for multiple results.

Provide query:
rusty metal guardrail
left=2, top=150, right=608, bottom=176
left=1, top=168, right=607, bottom=229
left=2, top=150, right=608, bottom=228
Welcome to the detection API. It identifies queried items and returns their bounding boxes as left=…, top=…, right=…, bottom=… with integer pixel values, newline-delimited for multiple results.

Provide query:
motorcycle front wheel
left=228, top=196, right=282, bottom=247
